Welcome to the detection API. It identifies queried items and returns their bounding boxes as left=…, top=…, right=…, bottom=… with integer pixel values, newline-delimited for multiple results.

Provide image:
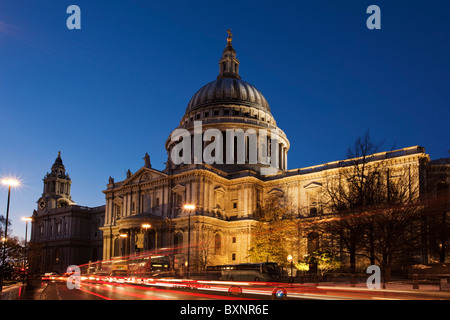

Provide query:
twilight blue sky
left=0, top=0, right=449, bottom=239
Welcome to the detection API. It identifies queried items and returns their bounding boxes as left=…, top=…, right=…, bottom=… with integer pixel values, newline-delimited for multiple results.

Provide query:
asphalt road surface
left=39, top=280, right=261, bottom=300
left=32, top=279, right=450, bottom=301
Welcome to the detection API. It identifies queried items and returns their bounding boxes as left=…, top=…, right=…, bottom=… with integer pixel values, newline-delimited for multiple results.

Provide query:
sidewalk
left=289, top=280, right=450, bottom=299
left=18, top=279, right=48, bottom=300
left=0, top=283, right=24, bottom=300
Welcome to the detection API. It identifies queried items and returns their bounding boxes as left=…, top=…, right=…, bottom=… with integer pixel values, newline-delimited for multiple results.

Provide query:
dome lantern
left=217, top=29, right=241, bottom=80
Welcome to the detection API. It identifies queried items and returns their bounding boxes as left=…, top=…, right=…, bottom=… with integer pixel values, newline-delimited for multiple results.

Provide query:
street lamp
left=183, top=204, right=196, bottom=279
left=141, top=223, right=151, bottom=252
left=183, top=204, right=195, bottom=210
left=21, top=217, right=32, bottom=280
left=119, top=233, right=127, bottom=257
left=0, top=178, right=20, bottom=292
left=287, top=254, right=293, bottom=283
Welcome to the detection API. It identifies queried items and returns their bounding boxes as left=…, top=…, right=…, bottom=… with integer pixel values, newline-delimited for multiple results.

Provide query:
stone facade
left=100, top=34, right=449, bottom=272
left=30, top=153, right=105, bottom=275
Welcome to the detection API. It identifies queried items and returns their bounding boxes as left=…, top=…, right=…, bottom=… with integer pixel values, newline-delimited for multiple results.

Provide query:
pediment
left=113, top=196, right=123, bottom=205
left=214, top=186, right=226, bottom=194
left=267, top=188, right=284, bottom=197
left=304, top=182, right=322, bottom=189
left=172, top=184, right=186, bottom=193
left=121, top=167, right=167, bottom=186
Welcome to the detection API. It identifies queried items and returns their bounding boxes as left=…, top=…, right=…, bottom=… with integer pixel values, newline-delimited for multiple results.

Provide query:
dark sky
left=0, top=0, right=449, bottom=239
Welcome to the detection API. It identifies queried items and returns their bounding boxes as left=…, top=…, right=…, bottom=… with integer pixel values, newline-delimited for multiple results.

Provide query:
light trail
left=80, top=281, right=256, bottom=300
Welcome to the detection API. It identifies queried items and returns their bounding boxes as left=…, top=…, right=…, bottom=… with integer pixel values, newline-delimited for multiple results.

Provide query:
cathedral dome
left=179, top=30, right=276, bottom=129
left=185, top=78, right=270, bottom=114
left=166, top=31, right=290, bottom=175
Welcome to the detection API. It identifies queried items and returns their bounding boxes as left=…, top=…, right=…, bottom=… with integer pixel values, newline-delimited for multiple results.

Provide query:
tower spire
left=53, top=151, right=64, bottom=167
left=217, top=29, right=241, bottom=80
left=226, top=29, right=233, bottom=46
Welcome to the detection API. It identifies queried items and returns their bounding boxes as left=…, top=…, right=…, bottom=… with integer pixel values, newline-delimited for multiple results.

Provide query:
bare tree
left=357, top=167, right=423, bottom=281
left=423, top=179, right=450, bottom=263
left=320, top=130, right=384, bottom=272
left=192, top=224, right=221, bottom=271
left=319, top=130, right=424, bottom=281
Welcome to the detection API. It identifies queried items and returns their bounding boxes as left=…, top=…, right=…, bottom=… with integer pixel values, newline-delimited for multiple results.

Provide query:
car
left=42, top=272, right=59, bottom=281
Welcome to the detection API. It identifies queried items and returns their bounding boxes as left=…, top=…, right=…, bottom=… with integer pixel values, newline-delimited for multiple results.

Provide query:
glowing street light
left=1, top=179, right=19, bottom=188
left=141, top=223, right=156, bottom=251
left=119, top=233, right=128, bottom=257
left=183, top=204, right=196, bottom=210
left=287, top=254, right=294, bottom=282
left=0, top=178, right=20, bottom=292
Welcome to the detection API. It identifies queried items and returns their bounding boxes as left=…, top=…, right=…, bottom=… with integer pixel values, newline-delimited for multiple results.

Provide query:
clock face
left=39, top=199, right=46, bottom=210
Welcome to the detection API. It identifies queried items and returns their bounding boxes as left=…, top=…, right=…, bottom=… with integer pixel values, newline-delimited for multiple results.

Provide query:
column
left=243, top=187, right=248, bottom=217
left=120, top=236, right=125, bottom=257
left=129, top=228, right=135, bottom=255
left=144, top=230, right=148, bottom=251
left=205, top=180, right=210, bottom=213
left=284, top=148, right=288, bottom=170
left=200, top=176, right=204, bottom=214
left=192, top=180, right=197, bottom=205
left=103, top=236, right=109, bottom=261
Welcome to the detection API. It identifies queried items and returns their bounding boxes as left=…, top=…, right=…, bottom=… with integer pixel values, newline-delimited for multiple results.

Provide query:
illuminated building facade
left=100, top=33, right=449, bottom=273
left=30, top=152, right=105, bottom=274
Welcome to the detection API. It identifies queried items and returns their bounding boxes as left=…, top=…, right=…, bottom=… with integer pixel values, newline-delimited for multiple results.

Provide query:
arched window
left=214, top=234, right=221, bottom=255
left=309, top=207, right=318, bottom=217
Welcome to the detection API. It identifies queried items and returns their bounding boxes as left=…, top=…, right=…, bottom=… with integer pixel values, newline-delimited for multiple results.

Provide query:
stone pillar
left=120, top=236, right=126, bottom=257
left=200, top=176, right=204, bottom=214
left=242, top=187, right=248, bottom=218
left=144, top=230, right=148, bottom=251
left=129, top=228, right=135, bottom=255
left=192, top=180, right=197, bottom=205
left=284, top=147, right=288, bottom=170
left=103, top=236, right=109, bottom=261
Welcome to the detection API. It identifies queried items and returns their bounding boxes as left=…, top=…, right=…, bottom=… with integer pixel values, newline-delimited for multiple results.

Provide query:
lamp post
left=141, top=223, right=151, bottom=252
left=0, top=178, right=19, bottom=292
left=21, top=217, right=32, bottom=280
left=119, top=233, right=127, bottom=257
left=287, top=254, right=293, bottom=283
left=183, top=204, right=195, bottom=279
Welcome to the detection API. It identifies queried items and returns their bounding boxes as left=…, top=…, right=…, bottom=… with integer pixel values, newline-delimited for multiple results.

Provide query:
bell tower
left=37, top=152, right=75, bottom=212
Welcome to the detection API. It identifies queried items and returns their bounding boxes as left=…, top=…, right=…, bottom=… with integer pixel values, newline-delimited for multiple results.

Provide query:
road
left=20, top=279, right=447, bottom=320
left=39, top=281, right=261, bottom=300
left=34, top=278, right=450, bottom=301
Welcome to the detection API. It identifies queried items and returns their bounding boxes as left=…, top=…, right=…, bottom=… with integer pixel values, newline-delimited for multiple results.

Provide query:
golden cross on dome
left=226, top=29, right=233, bottom=45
